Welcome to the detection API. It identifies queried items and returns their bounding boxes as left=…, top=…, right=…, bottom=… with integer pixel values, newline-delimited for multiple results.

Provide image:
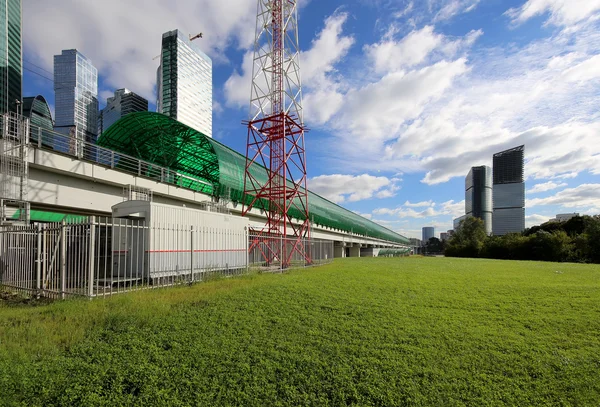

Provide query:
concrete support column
left=334, top=245, right=346, bottom=258
left=349, top=245, right=361, bottom=257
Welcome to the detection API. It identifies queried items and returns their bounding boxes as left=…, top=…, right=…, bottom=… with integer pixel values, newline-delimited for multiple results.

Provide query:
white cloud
left=365, top=26, right=443, bottom=73
left=433, top=0, right=481, bottom=22
left=527, top=181, right=567, bottom=194
left=526, top=214, right=552, bottom=228
left=308, top=174, right=400, bottom=203
left=24, top=0, right=257, bottom=102
left=403, top=200, right=435, bottom=208
left=224, top=12, right=354, bottom=110
left=364, top=26, right=482, bottom=74
left=373, top=199, right=464, bottom=219
left=506, top=0, right=600, bottom=26
left=563, top=54, right=600, bottom=82
left=322, top=22, right=600, bottom=185
left=527, top=184, right=600, bottom=208
left=328, top=58, right=469, bottom=141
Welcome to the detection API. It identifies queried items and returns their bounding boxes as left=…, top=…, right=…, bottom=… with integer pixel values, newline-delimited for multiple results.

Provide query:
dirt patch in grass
left=0, top=290, right=54, bottom=307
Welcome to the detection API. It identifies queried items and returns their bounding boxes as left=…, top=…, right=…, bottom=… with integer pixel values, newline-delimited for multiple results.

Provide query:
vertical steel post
left=60, top=221, right=66, bottom=299
left=36, top=224, right=41, bottom=298
left=190, top=225, right=194, bottom=282
left=88, top=216, right=96, bottom=298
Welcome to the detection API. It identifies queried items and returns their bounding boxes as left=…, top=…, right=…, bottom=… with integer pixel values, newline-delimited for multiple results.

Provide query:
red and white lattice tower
left=243, top=0, right=310, bottom=268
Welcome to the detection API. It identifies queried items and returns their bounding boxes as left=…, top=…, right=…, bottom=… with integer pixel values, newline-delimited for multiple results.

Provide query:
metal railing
left=27, top=124, right=215, bottom=195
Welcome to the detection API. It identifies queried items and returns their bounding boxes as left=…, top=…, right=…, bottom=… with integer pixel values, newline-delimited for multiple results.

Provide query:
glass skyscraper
left=422, top=227, right=435, bottom=242
left=492, top=145, right=525, bottom=236
left=98, top=88, right=148, bottom=137
left=53, top=49, right=98, bottom=156
left=23, top=95, right=53, bottom=147
left=156, top=29, right=212, bottom=137
left=466, top=165, right=493, bottom=235
left=0, top=0, right=21, bottom=115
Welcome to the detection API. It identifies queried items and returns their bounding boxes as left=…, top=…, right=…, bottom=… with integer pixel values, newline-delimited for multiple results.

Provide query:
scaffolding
left=0, top=113, right=30, bottom=223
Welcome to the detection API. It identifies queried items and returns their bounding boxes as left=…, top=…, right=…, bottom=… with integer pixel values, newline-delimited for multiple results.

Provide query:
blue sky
left=22, top=0, right=600, bottom=239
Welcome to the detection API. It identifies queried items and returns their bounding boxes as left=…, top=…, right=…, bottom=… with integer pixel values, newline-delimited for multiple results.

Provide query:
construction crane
left=189, top=32, right=203, bottom=41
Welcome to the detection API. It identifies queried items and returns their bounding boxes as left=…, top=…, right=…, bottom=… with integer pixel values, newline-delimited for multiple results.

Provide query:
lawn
left=1, top=257, right=599, bottom=406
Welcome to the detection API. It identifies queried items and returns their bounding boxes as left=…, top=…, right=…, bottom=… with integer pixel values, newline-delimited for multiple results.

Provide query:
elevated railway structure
left=1, top=113, right=409, bottom=258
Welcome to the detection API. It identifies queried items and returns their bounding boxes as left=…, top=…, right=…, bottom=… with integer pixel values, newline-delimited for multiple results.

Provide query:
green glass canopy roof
left=98, top=112, right=409, bottom=244
left=12, top=210, right=88, bottom=223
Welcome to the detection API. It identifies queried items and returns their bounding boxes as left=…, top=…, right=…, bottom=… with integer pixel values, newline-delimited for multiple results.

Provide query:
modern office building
left=0, top=0, right=22, bottom=115
left=156, top=29, right=212, bottom=137
left=22, top=95, right=52, bottom=130
left=98, top=88, right=148, bottom=137
left=453, top=214, right=468, bottom=230
left=53, top=49, right=98, bottom=157
left=422, top=226, right=435, bottom=242
left=440, top=232, right=448, bottom=241
left=23, top=95, right=53, bottom=147
left=465, top=165, right=493, bottom=235
left=492, top=145, right=525, bottom=236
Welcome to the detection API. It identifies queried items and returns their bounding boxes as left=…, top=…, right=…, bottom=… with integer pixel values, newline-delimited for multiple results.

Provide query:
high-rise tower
left=492, top=145, right=525, bottom=235
left=243, top=0, right=310, bottom=268
left=156, top=30, right=212, bottom=137
left=98, top=88, right=148, bottom=137
left=466, top=165, right=493, bottom=235
left=0, top=0, right=21, bottom=115
left=53, top=49, right=98, bottom=157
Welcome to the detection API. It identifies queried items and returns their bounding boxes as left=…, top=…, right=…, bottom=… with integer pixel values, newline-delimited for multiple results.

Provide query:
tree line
left=444, top=215, right=600, bottom=263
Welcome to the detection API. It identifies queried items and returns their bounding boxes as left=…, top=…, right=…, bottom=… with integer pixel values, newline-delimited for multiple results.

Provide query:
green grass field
left=1, top=257, right=599, bottom=406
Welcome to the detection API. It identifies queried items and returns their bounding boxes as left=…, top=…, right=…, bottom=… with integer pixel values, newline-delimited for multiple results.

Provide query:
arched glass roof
left=98, top=112, right=409, bottom=244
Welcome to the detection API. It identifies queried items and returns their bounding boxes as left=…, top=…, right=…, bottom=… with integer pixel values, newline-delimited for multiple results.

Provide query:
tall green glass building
left=0, top=0, right=21, bottom=115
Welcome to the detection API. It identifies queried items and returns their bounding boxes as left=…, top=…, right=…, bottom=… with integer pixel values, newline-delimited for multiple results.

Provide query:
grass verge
left=1, top=257, right=599, bottom=406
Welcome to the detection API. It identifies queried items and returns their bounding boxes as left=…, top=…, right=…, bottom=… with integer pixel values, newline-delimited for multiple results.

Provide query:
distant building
left=98, top=88, right=148, bottom=137
left=409, top=238, right=422, bottom=247
left=466, top=165, right=493, bottom=235
left=422, top=227, right=435, bottom=242
left=156, top=29, right=212, bottom=137
left=0, top=0, right=22, bottom=115
left=492, top=145, right=525, bottom=236
left=22, top=95, right=53, bottom=147
left=440, top=232, right=448, bottom=241
left=22, top=95, right=53, bottom=130
left=453, top=215, right=468, bottom=230
left=554, top=213, right=579, bottom=222
left=54, top=49, right=98, bottom=158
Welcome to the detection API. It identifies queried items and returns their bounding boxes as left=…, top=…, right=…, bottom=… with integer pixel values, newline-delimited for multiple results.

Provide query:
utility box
left=111, top=201, right=248, bottom=281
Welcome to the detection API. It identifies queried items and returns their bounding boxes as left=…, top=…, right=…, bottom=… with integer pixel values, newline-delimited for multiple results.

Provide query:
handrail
left=27, top=125, right=214, bottom=194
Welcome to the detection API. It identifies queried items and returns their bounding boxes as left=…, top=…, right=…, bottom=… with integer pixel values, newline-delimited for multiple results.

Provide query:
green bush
left=447, top=215, right=600, bottom=263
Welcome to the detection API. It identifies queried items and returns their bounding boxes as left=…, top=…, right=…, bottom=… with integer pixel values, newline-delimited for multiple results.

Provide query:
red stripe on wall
left=145, top=249, right=247, bottom=253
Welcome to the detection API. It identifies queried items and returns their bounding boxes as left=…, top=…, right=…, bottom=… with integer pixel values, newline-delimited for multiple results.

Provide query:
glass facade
left=0, top=0, right=21, bottom=115
left=492, top=145, right=525, bottom=236
left=22, top=95, right=53, bottom=147
left=466, top=165, right=493, bottom=235
left=422, top=227, right=435, bottom=242
left=157, top=30, right=212, bottom=137
left=98, top=88, right=148, bottom=136
left=53, top=49, right=98, bottom=157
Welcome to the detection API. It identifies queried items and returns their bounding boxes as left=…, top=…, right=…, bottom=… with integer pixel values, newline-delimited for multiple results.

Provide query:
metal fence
left=248, top=234, right=334, bottom=269
left=1, top=219, right=334, bottom=299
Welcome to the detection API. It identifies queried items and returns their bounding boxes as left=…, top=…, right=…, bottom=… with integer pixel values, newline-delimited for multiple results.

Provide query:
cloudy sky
left=22, top=0, right=600, bottom=239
